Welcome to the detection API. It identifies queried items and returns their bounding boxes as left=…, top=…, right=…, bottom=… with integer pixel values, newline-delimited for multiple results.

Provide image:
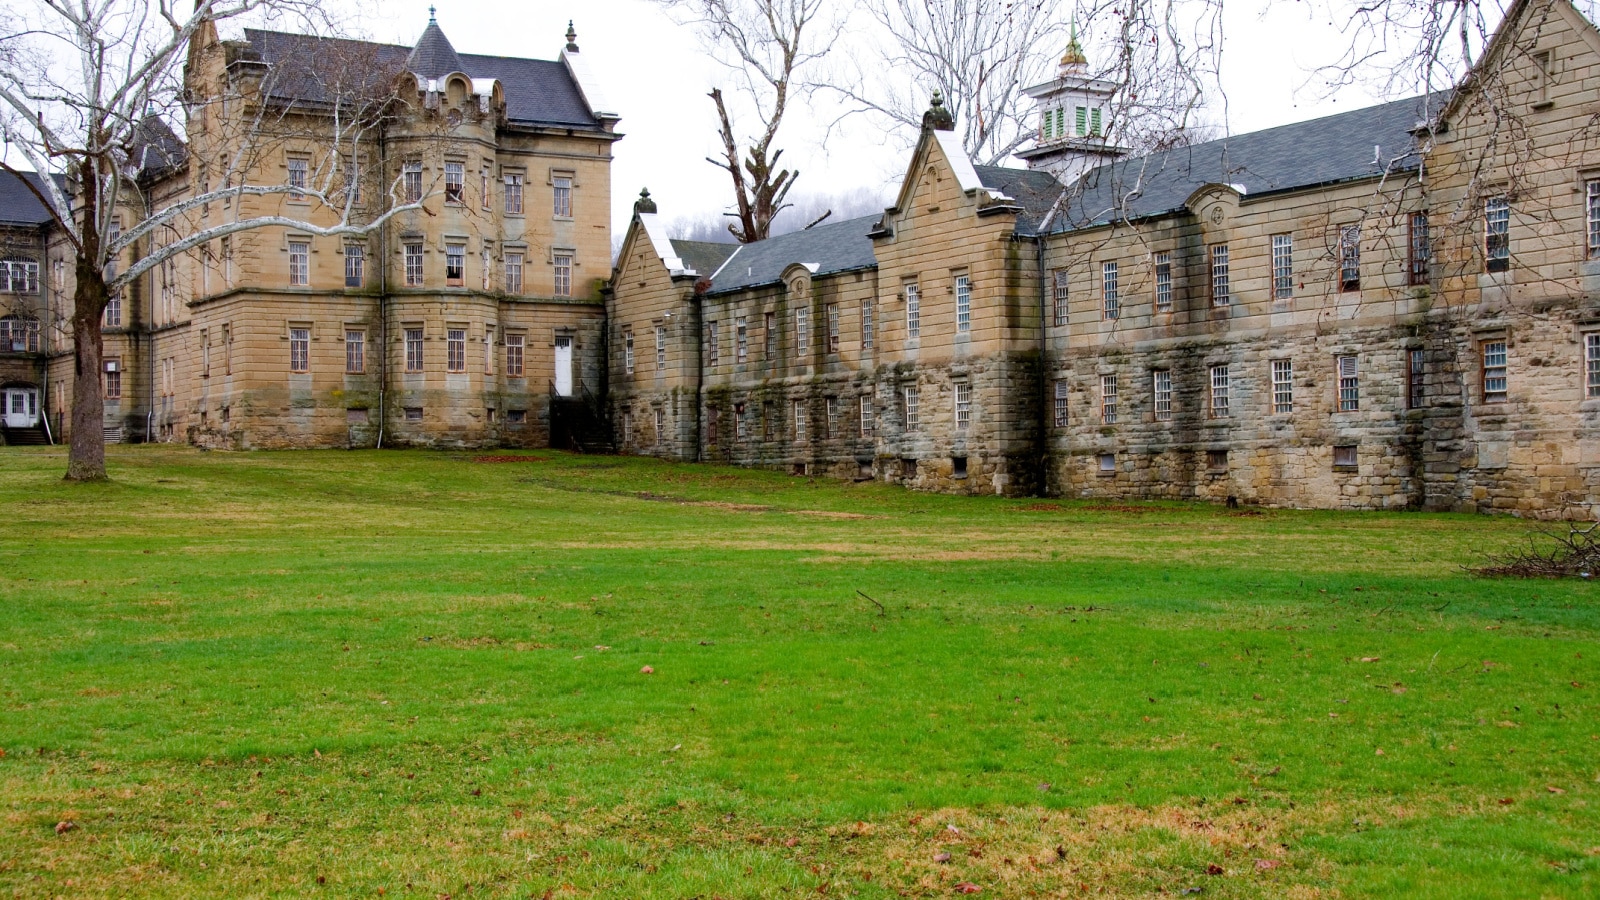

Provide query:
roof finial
left=922, top=89, right=956, bottom=132
left=565, top=20, right=579, bottom=53
left=428, top=5, right=437, bottom=24
left=1061, top=17, right=1088, bottom=70
left=634, top=187, right=657, bottom=215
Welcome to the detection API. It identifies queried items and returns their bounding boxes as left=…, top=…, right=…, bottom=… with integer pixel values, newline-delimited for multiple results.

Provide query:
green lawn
left=1, top=447, right=1595, bottom=898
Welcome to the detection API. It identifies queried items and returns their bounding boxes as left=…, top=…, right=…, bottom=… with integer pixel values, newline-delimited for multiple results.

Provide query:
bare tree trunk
left=66, top=257, right=108, bottom=481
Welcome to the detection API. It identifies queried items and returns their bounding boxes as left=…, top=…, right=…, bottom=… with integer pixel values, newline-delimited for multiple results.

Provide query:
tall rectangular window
left=200, top=331, right=210, bottom=377
left=903, top=384, right=920, bottom=429
left=1340, top=225, right=1361, bottom=290
left=905, top=283, right=920, bottom=338
left=1153, top=369, right=1172, bottom=421
left=480, top=166, right=491, bottom=210
left=624, top=328, right=635, bottom=374
left=289, top=327, right=310, bottom=373
left=1408, top=347, right=1426, bottom=409
left=1481, top=340, right=1508, bottom=402
left=506, top=334, right=525, bottom=377
left=1586, top=333, right=1600, bottom=397
left=553, top=253, right=573, bottom=296
left=1100, top=374, right=1118, bottom=424
left=1272, top=359, right=1293, bottom=414
left=656, top=325, right=667, bottom=370
left=823, top=397, right=837, bottom=439
left=735, top=317, right=748, bottom=362
left=289, top=241, right=310, bottom=286
left=795, top=306, right=808, bottom=355
left=343, top=155, right=362, bottom=206
left=861, top=300, right=874, bottom=350
left=1052, top=269, right=1069, bottom=325
left=504, top=173, right=524, bottom=215
left=1154, top=252, right=1172, bottom=312
left=955, top=273, right=972, bottom=333
left=345, top=329, right=365, bottom=374
left=445, top=243, right=465, bottom=286
left=483, top=326, right=495, bottom=375
left=404, top=242, right=424, bottom=286
left=1101, top=262, right=1119, bottom=320
left=405, top=328, right=423, bottom=372
left=954, top=382, right=971, bottom=429
left=1409, top=212, right=1431, bottom=285
left=402, top=160, right=422, bottom=203
left=1210, top=244, right=1230, bottom=306
left=707, top=321, right=719, bottom=367
left=734, top=403, right=747, bottom=440
left=1271, top=234, right=1293, bottom=300
left=655, top=407, right=666, bottom=444
left=1053, top=379, right=1069, bottom=428
left=793, top=400, right=808, bottom=442
left=1337, top=355, right=1359, bottom=411
left=103, top=359, right=121, bottom=399
left=1485, top=197, right=1510, bottom=272
left=1587, top=182, right=1600, bottom=259
left=553, top=175, right=573, bottom=217
left=447, top=328, right=466, bottom=373
left=1209, top=364, right=1230, bottom=417
left=826, top=302, right=840, bottom=352
left=287, top=157, right=308, bottom=199
left=861, top=395, right=876, bottom=436
left=444, top=162, right=464, bottom=204
left=505, top=253, right=523, bottom=293
left=345, top=243, right=364, bottom=287
left=764, top=311, right=776, bottom=358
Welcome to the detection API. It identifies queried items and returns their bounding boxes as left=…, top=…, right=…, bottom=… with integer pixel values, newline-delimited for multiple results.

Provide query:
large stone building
left=3, top=12, right=618, bottom=449
left=609, top=0, right=1600, bottom=517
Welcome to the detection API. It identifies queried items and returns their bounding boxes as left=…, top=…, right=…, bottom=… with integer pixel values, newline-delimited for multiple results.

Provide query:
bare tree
left=656, top=0, right=831, bottom=243
left=0, top=0, right=426, bottom=481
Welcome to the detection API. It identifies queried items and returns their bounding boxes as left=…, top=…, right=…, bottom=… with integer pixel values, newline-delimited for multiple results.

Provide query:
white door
left=4, top=388, right=39, bottom=428
left=554, top=337, right=573, bottom=397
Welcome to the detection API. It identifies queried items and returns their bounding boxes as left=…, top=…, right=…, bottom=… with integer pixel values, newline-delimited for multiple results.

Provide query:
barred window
left=1209, top=364, right=1230, bottom=417
left=1100, top=373, right=1118, bottom=425
left=1154, top=252, right=1172, bottom=312
left=793, top=400, right=808, bottom=442
left=444, top=162, right=464, bottom=203
left=955, top=273, right=972, bottom=333
left=903, top=384, right=920, bottom=429
left=827, top=302, right=840, bottom=353
left=707, top=321, right=719, bottom=367
left=1408, top=348, right=1426, bottom=409
left=1271, top=234, right=1293, bottom=300
left=735, top=317, right=748, bottom=363
left=345, top=329, right=365, bottom=374
left=402, top=160, right=422, bottom=203
left=1210, top=244, right=1230, bottom=306
left=1481, top=340, right=1507, bottom=402
left=103, top=358, right=121, bottom=399
left=506, top=334, right=525, bottom=377
left=1339, top=226, right=1361, bottom=291
left=1101, top=262, right=1119, bottom=320
left=735, top=402, right=748, bottom=439
left=795, top=305, right=809, bottom=355
left=289, top=241, right=309, bottom=286
left=1485, top=197, right=1510, bottom=272
left=860, top=395, right=875, bottom=436
left=553, top=175, right=574, bottom=217
left=954, top=382, right=971, bottom=429
left=824, top=397, right=838, bottom=439
left=1586, top=334, right=1600, bottom=398
left=1052, top=269, right=1069, bottom=326
left=289, top=327, right=310, bottom=373
left=505, top=252, right=523, bottom=294
left=623, top=329, right=634, bottom=374
left=1153, top=369, right=1172, bottom=421
left=1054, top=379, right=1069, bottom=428
left=0, top=316, right=40, bottom=353
left=404, top=242, right=423, bottom=286
left=1272, top=359, right=1293, bottom=414
left=905, top=283, right=920, bottom=338
left=1587, top=183, right=1600, bottom=259
left=553, top=253, right=573, bottom=296
left=287, top=157, right=308, bottom=199
left=764, top=311, right=776, bottom=358
left=504, top=173, right=524, bottom=215
left=447, top=328, right=466, bottom=373
left=345, top=244, right=364, bottom=287
left=1409, top=213, right=1430, bottom=285
left=861, top=300, right=874, bottom=350
left=1337, top=355, right=1359, bottom=411
left=404, top=328, right=423, bottom=372
left=1, top=258, right=39, bottom=294
left=445, top=243, right=465, bottom=286
left=656, top=325, right=667, bottom=370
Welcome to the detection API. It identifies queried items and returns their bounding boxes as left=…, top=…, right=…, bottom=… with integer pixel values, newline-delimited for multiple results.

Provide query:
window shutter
left=1075, top=107, right=1088, bottom=136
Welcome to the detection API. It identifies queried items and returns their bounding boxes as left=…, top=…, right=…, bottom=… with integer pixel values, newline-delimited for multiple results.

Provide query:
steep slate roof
left=975, top=164, right=1063, bottom=235
left=0, top=171, right=59, bottom=227
left=405, top=19, right=465, bottom=79
left=242, top=28, right=601, bottom=129
left=705, top=215, right=880, bottom=295
left=1051, top=92, right=1451, bottom=233
left=670, top=239, right=738, bottom=278
left=131, top=113, right=188, bottom=179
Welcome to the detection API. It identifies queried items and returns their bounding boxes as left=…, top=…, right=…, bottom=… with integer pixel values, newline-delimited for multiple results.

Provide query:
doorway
left=554, top=336, right=573, bottom=397
left=4, top=386, right=39, bottom=428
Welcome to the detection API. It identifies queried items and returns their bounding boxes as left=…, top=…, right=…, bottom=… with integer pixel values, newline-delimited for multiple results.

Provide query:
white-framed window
left=1053, top=379, right=1069, bottom=428
left=1211, top=243, right=1230, bottom=306
left=623, top=329, right=635, bottom=374
left=103, top=358, right=122, bottom=399
left=404, top=327, right=424, bottom=372
left=1272, top=359, right=1294, bottom=414
left=1482, top=339, right=1508, bottom=401
left=0, top=315, right=40, bottom=353
left=1209, top=364, right=1230, bottom=417
left=1587, top=333, right=1600, bottom=398
left=655, top=407, right=665, bottom=443
left=289, top=326, right=310, bottom=373
left=824, top=396, right=838, bottom=439
left=504, top=173, right=524, bottom=215
left=734, top=402, right=747, bottom=440
left=481, top=248, right=491, bottom=290
left=402, top=160, right=422, bottom=203
left=404, top=242, right=423, bottom=286
left=655, top=325, right=667, bottom=370
left=735, top=317, right=748, bottom=363
left=447, top=328, right=466, bottom=373
left=1052, top=269, right=1069, bottom=326
left=346, top=329, right=365, bottom=374
left=764, top=311, right=776, bottom=358
left=860, top=395, right=876, bottom=436
left=287, top=156, right=308, bottom=199
left=707, top=320, right=719, bottom=366
left=480, top=166, right=492, bottom=211
left=905, top=283, right=920, bottom=338
left=1101, top=262, right=1119, bottom=320
left=506, top=333, right=525, bottom=377
left=903, top=384, right=920, bottom=429
left=1587, top=182, right=1600, bottom=259
left=444, top=161, right=464, bottom=204
left=102, top=293, right=122, bottom=329
left=955, top=273, right=972, bottom=333
left=1272, top=234, right=1293, bottom=300
left=793, top=400, right=808, bottom=442
left=345, top=243, right=364, bottom=287
left=861, top=300, right=874, bottom=350
left=553, top=175, right=573, bottom=217
left=954, top=382, right=971, bottom=429
left=795, top=305, right=809, bottom=354
left=1154, top=252, right=1172, bottom=312
left=826, top=302, right=840, bottom=352
left=1485, top=197, right=1510, bottom=271
left=289, top=241, right=309, bottom=286
left=1339, top=226, right=1361, bottom=290
left=505, top=253, right=523, bottom=294
left=553, top=253, right=573, bottom=296
left=1337, top=355, right=1359, bottom=411
left=483, top=326, right=495, bottom=376
left=445, top=243, right=465, bottom=286
left=1100, top=373, right=1117, bottom=424
left=1153, top=369, right=1172, bottom=421
left=1, top=257, right=39, bottom=294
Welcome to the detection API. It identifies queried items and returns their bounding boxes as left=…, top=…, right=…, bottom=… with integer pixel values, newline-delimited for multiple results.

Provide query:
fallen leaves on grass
left=640, top=665, right=654, bottom=674
left=54, top=820, right=77, bottom=834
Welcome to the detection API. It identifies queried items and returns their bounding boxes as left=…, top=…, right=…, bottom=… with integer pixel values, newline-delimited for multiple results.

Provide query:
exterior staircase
left=549, top=381, right=614, bottom=454
left=1, top=425, right=49, bottom=446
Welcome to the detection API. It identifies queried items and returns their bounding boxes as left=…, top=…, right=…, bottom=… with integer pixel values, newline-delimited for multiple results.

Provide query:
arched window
left=1, top=257, right=39, bottom=294
left=0, top=315, right=41, bottom=353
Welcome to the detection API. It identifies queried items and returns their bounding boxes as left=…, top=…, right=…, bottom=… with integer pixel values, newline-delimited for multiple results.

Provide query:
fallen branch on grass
left=1470, top=522, right=1600, bottom=579
left=857, top=590, right=886, bottom=617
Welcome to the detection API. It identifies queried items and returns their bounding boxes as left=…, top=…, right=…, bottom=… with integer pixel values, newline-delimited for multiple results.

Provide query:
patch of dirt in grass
left=471, top=455, right=548, bottom=464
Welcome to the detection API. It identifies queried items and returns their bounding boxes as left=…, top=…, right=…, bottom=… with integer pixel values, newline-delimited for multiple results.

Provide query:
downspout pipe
left=375, top=123, right=389, bottom=450
left=1035, top=234, right=1050, bottom=497
left=690, top=290, right=704, bottom=462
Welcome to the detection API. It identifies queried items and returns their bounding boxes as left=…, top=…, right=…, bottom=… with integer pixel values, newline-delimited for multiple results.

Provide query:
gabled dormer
left=1015, top=27, right=1127, bottom=185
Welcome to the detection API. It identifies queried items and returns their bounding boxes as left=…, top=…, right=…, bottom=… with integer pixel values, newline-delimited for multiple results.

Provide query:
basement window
left=1333, top=444, right=1358, bottom=470
left=1206, top=449, right=1228, bottom=470
left=1097, top=453, right=1115, bottom=476
left=404, top=407, right=423, bottom=422
left=952, top=456, right=968, bottom=479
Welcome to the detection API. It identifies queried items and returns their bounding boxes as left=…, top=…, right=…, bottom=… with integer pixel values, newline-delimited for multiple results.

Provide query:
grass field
left=0, top=446, right=1596, bottom=898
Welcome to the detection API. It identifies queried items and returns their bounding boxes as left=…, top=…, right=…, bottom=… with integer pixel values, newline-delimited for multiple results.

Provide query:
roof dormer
left=1015, top=25, right=1127, bottom=185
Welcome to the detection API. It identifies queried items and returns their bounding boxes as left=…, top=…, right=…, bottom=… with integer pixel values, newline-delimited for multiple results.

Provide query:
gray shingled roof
left=670, top=239, right=738, bottom=278
left=705, top=215, right=880, bottom=295
left=0, top=171, right=59, bottom=227
left=975, top=164, right=1064, bottom=235
left=1052, top=92, right=1450, bottom=233
left=243, top=29, right=601, bottom=130
left=406, top=20, right=466, bottom=80
left=131, top=113, right=187, bottom=180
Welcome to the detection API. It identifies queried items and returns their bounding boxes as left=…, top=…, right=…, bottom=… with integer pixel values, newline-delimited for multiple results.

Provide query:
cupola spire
left=406, top=10, right=466, bottom=79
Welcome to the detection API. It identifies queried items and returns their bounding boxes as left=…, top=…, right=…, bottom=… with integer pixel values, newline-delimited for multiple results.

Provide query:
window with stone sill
left=860, top=396, right=876, bottom=436
left=444, top=161, right=464, bottom=204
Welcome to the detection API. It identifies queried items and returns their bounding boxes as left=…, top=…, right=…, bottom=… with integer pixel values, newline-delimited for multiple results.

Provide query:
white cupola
left=1014, top=25, right=1127, bottom=184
